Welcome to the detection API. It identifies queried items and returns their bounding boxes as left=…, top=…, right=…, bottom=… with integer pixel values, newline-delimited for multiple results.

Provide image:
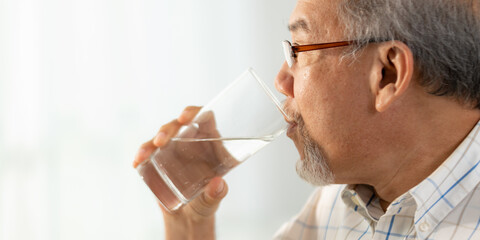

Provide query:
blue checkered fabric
left=273, top=122, right=480, bottom=240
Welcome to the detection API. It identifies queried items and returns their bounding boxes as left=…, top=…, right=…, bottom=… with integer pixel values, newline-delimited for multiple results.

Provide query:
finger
left=188, top=177, right=228, bottom=219
left=175, top=122, right=200, bottom=139
left=177, top=106, right=202, bottom=124
left=205, top=177, right=228, bottom=200
left=133, top=140, right=157, bottom=168
left=196, top=111, right=218, bottom=134
left=153, top=119, right=184, bottom=147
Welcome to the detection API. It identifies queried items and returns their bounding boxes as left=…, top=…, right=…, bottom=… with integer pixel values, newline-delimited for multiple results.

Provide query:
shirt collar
left=342, top=184, right=384, bottom=222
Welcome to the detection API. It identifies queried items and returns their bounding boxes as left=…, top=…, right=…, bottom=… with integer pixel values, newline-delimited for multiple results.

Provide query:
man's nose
left=275, top=61, right=295, bottom=98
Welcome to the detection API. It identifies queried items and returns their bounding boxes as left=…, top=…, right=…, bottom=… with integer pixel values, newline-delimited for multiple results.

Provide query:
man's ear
left=371, top=41, right=414, bottom=112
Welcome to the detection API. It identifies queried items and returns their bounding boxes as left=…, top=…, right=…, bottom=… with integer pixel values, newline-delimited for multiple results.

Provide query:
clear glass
left=136, top=68, right=288, bottom=212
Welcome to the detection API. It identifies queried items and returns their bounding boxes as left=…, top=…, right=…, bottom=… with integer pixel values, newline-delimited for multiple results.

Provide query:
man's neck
left=371, top=98, right=480, bottom=212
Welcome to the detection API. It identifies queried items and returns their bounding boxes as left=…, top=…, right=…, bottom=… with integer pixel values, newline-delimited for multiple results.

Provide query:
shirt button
left=419, top=222, right=430, bottom=232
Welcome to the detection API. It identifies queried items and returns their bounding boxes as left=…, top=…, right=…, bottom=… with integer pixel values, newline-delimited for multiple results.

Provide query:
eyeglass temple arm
left=292, top=38, right=385, bottom=53
left=292, top=41, right=354, bottom=53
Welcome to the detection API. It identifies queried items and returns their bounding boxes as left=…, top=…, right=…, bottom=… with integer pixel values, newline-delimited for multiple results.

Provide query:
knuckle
left=191, top=194, right=217, bottom=218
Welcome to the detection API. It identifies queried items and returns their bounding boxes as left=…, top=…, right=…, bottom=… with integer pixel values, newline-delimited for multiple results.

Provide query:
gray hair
left=337, top=0, right=480, bottom=109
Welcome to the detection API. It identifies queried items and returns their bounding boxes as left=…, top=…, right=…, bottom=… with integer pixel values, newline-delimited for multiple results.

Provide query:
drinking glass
left=136, top=68, right=288, bottom=212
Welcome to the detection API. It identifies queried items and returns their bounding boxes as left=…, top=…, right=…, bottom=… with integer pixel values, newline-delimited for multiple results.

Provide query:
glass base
left=137, top=160, right=186, bottom=212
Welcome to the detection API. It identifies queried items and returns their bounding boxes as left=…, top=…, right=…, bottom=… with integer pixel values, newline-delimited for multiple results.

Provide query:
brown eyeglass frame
left=292, top=41, right=354, bottom=55
left=282, top=40, right=355, bottom=67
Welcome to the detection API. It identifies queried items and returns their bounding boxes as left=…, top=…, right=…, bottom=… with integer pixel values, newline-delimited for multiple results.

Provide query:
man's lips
left=282, top=103, right=297, bottom=138
left=286, top=118, right=298, bottom=138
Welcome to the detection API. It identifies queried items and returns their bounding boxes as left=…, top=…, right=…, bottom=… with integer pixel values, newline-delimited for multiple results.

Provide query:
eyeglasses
left=282, top=40, right=354, bottom=67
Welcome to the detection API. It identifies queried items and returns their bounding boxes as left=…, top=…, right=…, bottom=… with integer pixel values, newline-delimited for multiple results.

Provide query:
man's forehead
left=288, top=0, right=342, bottom=39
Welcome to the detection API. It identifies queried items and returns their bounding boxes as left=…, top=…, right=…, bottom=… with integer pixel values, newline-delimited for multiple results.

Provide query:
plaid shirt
left=274, top=121, right=480, bottom=240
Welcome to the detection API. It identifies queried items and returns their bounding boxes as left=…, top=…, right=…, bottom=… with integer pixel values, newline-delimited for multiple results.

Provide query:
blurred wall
left=0, top=0, right=315, bottom=239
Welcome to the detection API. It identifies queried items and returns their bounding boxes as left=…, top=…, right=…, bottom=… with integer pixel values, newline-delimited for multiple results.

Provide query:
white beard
left=295, top=117, right=335, bottom=186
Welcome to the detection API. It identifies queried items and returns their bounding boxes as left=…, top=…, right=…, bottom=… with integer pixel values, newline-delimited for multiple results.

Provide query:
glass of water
left=136, top=68, right=289, bottom=212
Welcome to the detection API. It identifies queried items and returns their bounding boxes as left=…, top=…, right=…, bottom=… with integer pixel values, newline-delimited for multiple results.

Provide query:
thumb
left=188, top=177, right=228, bottom=219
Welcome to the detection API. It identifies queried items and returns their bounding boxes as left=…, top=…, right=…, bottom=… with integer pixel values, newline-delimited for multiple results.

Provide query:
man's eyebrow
left=288, top=19, right=310, bottom=32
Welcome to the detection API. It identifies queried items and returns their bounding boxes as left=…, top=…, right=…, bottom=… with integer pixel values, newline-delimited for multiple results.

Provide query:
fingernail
left=155, top=132, right=167, bottom=145
left=215, top=180, right=225, bottom=197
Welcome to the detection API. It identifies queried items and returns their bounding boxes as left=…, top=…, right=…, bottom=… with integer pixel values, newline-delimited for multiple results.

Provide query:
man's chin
left=295, top=127, right=335, bottom=186
left=296, top=159, right=335, bottom=186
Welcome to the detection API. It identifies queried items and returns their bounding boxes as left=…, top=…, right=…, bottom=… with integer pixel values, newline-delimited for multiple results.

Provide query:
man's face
left=277, top=0, right=378, bottom=185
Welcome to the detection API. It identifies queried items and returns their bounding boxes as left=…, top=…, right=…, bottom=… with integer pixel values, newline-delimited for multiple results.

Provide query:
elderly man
left=134, top=0, right=480, bottom=239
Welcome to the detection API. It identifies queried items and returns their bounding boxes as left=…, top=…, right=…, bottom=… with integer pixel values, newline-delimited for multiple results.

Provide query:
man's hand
left=133, top=106, right=228, bottom=240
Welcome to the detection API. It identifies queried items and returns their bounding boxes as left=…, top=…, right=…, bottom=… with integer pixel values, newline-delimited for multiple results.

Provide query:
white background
left=0, top=0, right=316, bottom=239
